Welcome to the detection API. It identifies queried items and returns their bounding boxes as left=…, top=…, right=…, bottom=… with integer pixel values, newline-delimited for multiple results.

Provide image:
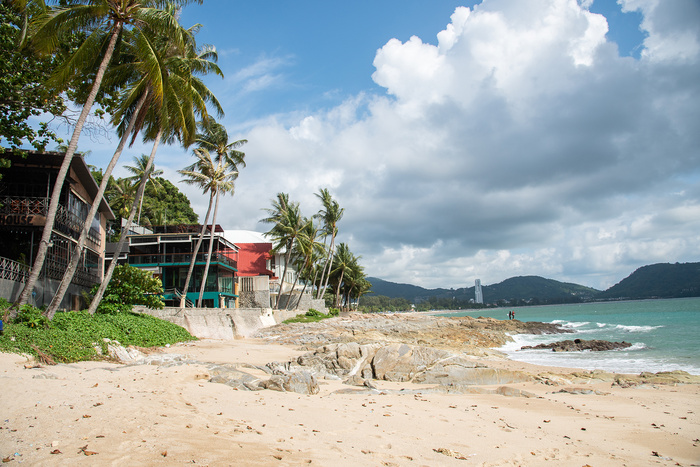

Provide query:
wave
left=614, top=324, right=664, bottom=333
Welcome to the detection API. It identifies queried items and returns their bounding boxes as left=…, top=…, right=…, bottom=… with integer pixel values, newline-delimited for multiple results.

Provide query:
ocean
left=437, top=297, right=700, bottom=375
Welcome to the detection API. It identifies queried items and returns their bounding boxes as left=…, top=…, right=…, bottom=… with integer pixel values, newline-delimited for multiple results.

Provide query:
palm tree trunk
left=285, top=265, right=301, bottom=311
left=45, top=91, right=147, bottom=318
left=197, top=189, right=221, bottom=307
left=334, top=268, right=345, bottom=308
left=275, top=245, right=293, bottom=310
left=319, top=233, right=336, bottom=300
left=88, top=128, right=162, bottom=315
left=15, top=23, right=122, bottom=311
left=180, top=192, right=213, bottom=307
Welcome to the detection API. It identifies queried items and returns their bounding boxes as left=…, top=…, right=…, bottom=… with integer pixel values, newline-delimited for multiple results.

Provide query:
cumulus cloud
left=174, top=0, right=699, bottom=290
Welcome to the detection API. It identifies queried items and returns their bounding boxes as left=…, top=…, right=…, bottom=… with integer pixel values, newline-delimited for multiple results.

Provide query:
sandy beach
left=2, top=319, right=700, bottom=466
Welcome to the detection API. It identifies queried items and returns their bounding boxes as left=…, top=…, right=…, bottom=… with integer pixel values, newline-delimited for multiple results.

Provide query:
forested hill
left=367, top=275, right=599, bottom=305
left=596, top=262, right=700, bottom=300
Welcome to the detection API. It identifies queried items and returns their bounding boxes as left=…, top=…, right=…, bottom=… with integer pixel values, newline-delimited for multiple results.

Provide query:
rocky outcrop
left=255, top=312, right=571, bottom=355
left=520, top=338, right=632, bottom=352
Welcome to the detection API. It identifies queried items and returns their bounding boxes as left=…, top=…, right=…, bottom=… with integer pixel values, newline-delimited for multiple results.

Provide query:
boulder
left=520, top=338, right=632, bottom=352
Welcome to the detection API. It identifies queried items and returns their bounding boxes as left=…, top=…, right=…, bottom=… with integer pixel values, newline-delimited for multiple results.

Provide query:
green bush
left=0, top=303, right=195, bottom=363
left=90, top=264, right=165, bottom=313
left=283, top=308, right=337, bottom=324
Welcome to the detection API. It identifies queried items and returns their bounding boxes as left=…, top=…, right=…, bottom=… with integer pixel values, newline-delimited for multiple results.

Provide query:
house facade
left=0, top=150, right=115, bottom=309
left=108, top=224, right=239, bottom=308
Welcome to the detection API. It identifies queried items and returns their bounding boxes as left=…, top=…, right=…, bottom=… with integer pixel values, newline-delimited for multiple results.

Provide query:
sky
left=45, top=0, right=700, bottom=291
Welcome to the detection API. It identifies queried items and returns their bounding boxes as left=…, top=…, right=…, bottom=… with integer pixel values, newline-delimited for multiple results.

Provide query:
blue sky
left=28, top=0, right=700, bottom=291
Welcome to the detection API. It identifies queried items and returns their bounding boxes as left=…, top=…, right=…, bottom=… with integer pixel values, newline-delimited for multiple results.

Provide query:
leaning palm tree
left=315, top=189, right=344, bottom=300
left=88, top=20, right=224, bottom=315
left=178, top=148, right=239, bottom=307
left=289, top=218, right=324, bottom=310
left=43, top=9, right=212, bottom=318
left=177, top=119, right=246, bottom=307
left=125, top=154, right=163, bottom=225
left=15, top=0, right=199, bottom=308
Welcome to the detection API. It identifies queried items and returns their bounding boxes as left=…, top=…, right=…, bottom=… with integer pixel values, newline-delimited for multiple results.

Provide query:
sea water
left=438, top=297, right=700, bottom=375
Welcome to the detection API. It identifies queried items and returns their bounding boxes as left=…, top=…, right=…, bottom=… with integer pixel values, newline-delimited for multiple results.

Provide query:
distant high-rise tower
left=475, top=279, right=483, bottom=304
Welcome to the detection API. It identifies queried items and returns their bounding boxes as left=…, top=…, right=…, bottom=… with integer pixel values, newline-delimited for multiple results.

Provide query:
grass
left=0, top=300, right=195, bottom=363
left=283, top=308, right=340, bottom=324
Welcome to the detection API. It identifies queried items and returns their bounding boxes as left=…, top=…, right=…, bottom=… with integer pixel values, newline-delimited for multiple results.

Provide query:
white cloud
left=154, top=0, right=700, bottom=291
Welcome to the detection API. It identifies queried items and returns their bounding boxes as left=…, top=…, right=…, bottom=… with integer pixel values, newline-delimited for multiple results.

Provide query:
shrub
left=0, top=302, right=195, bottom=363
left=90, top=264, right=165, bottom=313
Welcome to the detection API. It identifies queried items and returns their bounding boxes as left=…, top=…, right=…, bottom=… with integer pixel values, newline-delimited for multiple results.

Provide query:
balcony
left=0, top=196, right=100, bottom=247
left=127, top=251, right=237, bottom=270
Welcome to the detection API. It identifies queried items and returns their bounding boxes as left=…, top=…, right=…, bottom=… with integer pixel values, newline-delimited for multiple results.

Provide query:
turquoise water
left=438, top=297, right=700, bottom=375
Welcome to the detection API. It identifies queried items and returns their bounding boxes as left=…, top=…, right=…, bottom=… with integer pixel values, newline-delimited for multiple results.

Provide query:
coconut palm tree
left=89, top=21, right=224, bottom=314
left=177, top=119, right=246, bottom=307
left=45, top=10, right=221, bottom=318
left=315, top=189, right=344, bottom=300
left=125, top=154, right=163, bottom=225
left=289, top=218, right=324, bottom=309
left=15, top=0, right=198, bottom=308
left=262, top=195, right=305, bottom=309
left=330, top=242, right=355, bottom=309
left=107, top=177, right=137, bottom=219
left=178, top=147, right=239, bottom=307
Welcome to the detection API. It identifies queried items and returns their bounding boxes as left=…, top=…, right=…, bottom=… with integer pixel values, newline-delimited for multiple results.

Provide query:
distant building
left=106, top=224, right=239, bottom=308
left=475, top=279, right=483, bottom=304
left=0, top=150, right=115, bottom=310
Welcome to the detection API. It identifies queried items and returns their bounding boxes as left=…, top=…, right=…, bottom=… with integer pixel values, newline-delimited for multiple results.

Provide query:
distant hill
left=367, top=275, right=600, bottom=304
left=368, top=262, right=700, bottom=305
left=596, top=262, right=700, bottom=300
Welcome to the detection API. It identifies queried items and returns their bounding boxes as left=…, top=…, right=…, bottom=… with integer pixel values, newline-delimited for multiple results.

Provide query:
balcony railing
left=0, top=196, right=100, bottom=247
left=128, top=252, right=237, bottom=270
left=0, top=256, right=28, bottom=283
left=0, top=255, right=99, bottom=287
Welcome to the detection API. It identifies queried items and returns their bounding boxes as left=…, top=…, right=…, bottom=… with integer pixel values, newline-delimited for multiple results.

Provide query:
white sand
left=1, top=338, right=699, bottom=466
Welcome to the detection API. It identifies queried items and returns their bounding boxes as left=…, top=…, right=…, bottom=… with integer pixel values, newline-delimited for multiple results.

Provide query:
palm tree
left=289, top=218, right=324, bottom=309
left=315, top=188, right=344, bottom=300
left=178, top=147, right=239, bottom=307
left=43, top=7, right=214, bottom=318
left=177, top=119, right=246, bottom=308
left=262, top=194, right=305, bottom=309
left=107, top=177, right=137, bottom=219
left=330, top=242, right=355, bottom=309
left=89, top=19, right=224, bottom=314
left=125, top=154, right=163, bottom=225
left=15, top=0, right=198, bottom=308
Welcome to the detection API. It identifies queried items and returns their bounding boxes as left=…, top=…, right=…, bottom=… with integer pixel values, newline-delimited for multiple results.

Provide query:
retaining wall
left=134, top=304, right=325, bottom=340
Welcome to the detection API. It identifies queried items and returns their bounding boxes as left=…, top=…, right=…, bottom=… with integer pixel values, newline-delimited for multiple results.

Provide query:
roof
left=224, top=230, right=272, bottom=244
left=2, top=150, right=115, bottom=220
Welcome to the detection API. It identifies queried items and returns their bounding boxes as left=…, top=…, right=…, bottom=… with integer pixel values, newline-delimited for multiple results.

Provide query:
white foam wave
left=614, top=324, right=663, bottom=333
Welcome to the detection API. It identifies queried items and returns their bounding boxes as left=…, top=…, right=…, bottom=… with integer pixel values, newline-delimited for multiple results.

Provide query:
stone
left=520, top=339, right=632, bottom=352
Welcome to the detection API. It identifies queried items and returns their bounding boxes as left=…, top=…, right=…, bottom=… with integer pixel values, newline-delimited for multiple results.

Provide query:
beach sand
left=2, top=337, right=699, bottom=466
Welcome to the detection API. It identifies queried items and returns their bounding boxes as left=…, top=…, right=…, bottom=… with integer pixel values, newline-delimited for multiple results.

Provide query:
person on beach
left=511, top=310, right=515, bottom=320
left=508, top=311, right=513, bottom=320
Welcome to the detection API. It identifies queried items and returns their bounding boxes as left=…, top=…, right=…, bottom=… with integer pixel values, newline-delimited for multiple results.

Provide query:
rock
left=283, top=371, right=319, bottom=395
left=520, top=338, right=632, bottom=352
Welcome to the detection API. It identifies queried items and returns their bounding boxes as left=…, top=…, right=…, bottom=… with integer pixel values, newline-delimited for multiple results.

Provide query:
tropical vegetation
left=261, top=190, right=369, bottom=311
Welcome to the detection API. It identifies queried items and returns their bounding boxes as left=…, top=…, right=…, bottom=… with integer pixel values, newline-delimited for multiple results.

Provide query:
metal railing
left=0, top=256, right=29, bottom=283
left=128, top=252, right=237, bottom=270
left=0, top=196, right=101, bottom=247
left=163, top=288, right=194, bottom=307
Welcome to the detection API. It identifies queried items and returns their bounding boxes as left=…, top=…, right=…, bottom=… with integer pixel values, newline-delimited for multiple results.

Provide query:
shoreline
left=2, top=314, right=700, bottom=465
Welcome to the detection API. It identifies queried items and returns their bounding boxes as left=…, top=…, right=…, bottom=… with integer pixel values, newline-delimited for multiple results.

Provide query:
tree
left=261, top=193, right=305, bottom=310
left=15, top=0, right=200, bottom=308
left=89, top=17, right=224, bottom=315
left=330, top=243, right=356, bottom=309
left=107, top=177, right=137, bottom=219
left=89, top=263, right=164, bottom=314
left=176, top=118, right=246, bottom=307
left=315, top=188, right=344, bottom=300
left=125, top=154, right=163, bottom=225
left=289, top=218, right=324, bottom=309
left=0, top=2, right=65, bottom=153
left=178, top=147, right=240, bottom=307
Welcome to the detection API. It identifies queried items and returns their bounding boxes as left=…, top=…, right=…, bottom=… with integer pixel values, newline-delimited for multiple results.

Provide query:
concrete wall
left=135, top=306, right=280, bottom=339
left=1, top=277, right=86, bottom=310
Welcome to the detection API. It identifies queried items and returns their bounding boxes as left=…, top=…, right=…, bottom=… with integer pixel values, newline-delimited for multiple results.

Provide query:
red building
left=225, top=230, right=275, bottom=278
